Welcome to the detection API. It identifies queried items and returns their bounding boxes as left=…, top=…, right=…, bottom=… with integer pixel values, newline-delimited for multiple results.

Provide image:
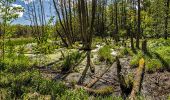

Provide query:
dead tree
left=77, top=0, right=97, bottom=84
left=116, top=57, right=145, bottom=99
left=129, top=58, right=145, bottom=100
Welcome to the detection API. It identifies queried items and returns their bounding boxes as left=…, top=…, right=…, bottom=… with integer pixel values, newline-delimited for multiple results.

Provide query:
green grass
left=98, top=45, right=115, bottom=64
left=33, top=42, right=59, bottom=54
left=129, top=38, right=170, bottom=73
left=61, top=51, right=83, bottom=72
left=0, top=38, right=35, bottom=46
left=0, top=54, right=32, bottom=73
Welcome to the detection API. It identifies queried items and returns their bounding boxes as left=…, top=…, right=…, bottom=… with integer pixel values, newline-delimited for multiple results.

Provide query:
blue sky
left=13, top=0, right=55, bottom=25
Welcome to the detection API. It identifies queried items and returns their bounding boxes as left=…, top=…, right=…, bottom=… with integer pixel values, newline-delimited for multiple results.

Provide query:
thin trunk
left=164, top=0, right=169, bottom=39
left=136, top=0, right=140, bottom=48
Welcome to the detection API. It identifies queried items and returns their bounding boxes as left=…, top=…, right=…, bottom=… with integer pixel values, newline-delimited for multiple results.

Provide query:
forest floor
left=31, top=42, right=170, bottom=100
left=0, top=38, right=170, bottom=99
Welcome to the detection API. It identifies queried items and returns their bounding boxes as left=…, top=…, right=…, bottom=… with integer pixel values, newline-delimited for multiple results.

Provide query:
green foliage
left=58, top=89, right=89, bottom=100
left=129, top=39, right=170, bottom=72
left=0, top=88, right=12, bottom=100
left=0, top=72, right=14, bottom=87
left=146, top=59, right=162, bottom=73
left=168, top=95, right=170, bottom=100
left=0, top=55, right=31, bottom=73
left=33, top=42, right=59, bottom=54
left=130, top=51, right=143, bottom=68
left=149, top=38, right=170, bottom=48
left=62, top=51, right=82, bottom=72
left=119, top=47, right=134, bottom=57
left=94, top=95, right=123, bottom=100
left=38, top=80, right=67, bottom=96
left=98, top=45, right=114, bottom=64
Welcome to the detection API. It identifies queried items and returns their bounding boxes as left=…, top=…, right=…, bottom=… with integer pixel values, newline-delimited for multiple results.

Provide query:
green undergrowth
left=0, top=38, right=35, bottom=46
left=98, top=45, right=115, bottom=64
left=33, top=42, right=59, bottom=54
left=0, top=50, right=123, bottom=99
left=129, top=38, right=170, bottom=73
left=61, top=51, right=83, bottom=72
left=0, top=54, right=32, bottom=73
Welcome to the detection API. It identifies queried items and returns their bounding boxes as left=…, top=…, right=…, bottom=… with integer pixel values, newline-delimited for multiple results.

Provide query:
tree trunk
left=164, top=0, right=170, bottom=39
left=129, top=58, right=145, bottom=100
left=136, top=0, right=141, bottom=48
left=142, top=39, right=147, bottom=54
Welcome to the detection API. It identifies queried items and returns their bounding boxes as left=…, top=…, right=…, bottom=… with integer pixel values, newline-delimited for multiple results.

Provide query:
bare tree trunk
left=164, top=0, right=169, bottom=39
left=114, top=0, right=119, bottom=42
left=78, top=0, right=97, bottom=84
left=136, top=0, right=141, bottom=48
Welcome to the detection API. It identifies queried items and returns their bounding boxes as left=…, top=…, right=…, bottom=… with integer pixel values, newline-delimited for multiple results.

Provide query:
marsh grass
left=98, top=45, right=115, bottom=64
left=129, top=39, right=170, bottom=73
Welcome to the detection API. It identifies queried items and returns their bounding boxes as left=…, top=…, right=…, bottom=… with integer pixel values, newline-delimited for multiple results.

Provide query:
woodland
left=0, top=0, right=170, bottom=100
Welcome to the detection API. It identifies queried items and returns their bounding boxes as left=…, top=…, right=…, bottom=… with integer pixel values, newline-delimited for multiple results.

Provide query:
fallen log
left=129, top=58, right=145, bottom=100
left=116, top=57, right=130, bottom=98
left=86, top=63, right=114, bottom=88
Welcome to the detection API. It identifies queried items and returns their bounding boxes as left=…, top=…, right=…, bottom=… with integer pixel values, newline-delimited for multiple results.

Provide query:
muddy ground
left=37, top=48, right=170, bottom=100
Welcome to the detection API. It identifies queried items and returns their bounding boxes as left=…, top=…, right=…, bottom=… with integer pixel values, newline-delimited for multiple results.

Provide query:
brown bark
left=116, top=57, right=129, bottom=98
left=114, top=0, right=119, bottom=42
left=142, top=39, right=147, bottom=53
left=136, top=0, right=141, bottom=48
